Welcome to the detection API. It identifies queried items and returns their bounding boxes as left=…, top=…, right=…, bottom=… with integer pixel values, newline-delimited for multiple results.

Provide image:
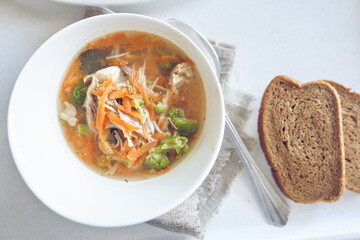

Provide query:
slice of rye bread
left=258, top=76, right=346, bottom=203
left=325, top=81, right=360, bottom=193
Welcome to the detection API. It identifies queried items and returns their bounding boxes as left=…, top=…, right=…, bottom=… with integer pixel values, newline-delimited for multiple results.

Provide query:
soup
left=58, top=31, right=206, bottom=180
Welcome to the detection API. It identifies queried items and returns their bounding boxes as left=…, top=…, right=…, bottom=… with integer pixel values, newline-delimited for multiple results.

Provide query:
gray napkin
left=85, top=6, right=250, bottom=239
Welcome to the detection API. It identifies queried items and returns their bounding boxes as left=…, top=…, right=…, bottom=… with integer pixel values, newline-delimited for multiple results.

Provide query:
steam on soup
left=58, top=31, right=206, bottom=180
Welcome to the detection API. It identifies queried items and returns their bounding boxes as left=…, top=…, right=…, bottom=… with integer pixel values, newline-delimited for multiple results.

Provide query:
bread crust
left=325, top=80, right=360, bottom=193
left=258, top=76, right=346, bottom=203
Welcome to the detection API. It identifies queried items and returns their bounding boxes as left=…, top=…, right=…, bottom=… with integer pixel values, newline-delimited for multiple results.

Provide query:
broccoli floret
left=145, top=134, right=189, bottom=170
left=167, top=107, right=184, bottom=120
left=71, top=84, right=87, bottom=107
left=172, top=118, right=198, bottom=136
left=154, top=102, right=166, bottom=113
left=167, top=107, right=198, bottom=136
left=160, top=134, right=189, bottom=155
left=145, top=150, right=170, bottom=170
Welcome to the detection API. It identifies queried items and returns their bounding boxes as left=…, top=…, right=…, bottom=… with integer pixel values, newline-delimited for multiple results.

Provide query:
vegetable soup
left=58, top=31, right=206, bottom=180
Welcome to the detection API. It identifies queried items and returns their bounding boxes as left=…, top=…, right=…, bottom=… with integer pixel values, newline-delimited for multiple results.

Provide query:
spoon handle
left=225, top=114, right=289, bottom=226
left=165, top=18, right=290, bottom=226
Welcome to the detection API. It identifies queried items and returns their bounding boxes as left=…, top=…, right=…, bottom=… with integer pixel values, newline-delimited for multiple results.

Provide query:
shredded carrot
left=116, top=104, right=145, bottom=121
left=131, top=71, right=140, bottom=89
left=96, top=81, right=112, bottom=133
left=101, top=78, right=117, bottom=94
left=108, top=112, right=140, bottom=131
left=127, top=140, right=158, bottom=161
left=116, top=104, right=126, bottom=112
left=142, top=124, right=149, bottom=140
left=91, top=90, right=102, bottom=97
left=131, top=153, right=147, bottom=168
left=126, top=94, right=143, bottom=99
left=103, top=115, right=110, bottom=129
left=135, top=82, right=149, bottom=104
left=114, top=151, right=129, bottom=161
left=129, top=110, right=145, bottom=120
left=109, top=88, right=127, bottom=99
left=134, top=81, right=155, bottom=121
left=108, top=59, right=127, bottom=66
left=158, top=118, right=168, bottom=131
left=98, top=130, right=112, bottom=154
left=152, top=132, right=169, bottom=141
left=124, top=139, right=131, bottom=153
left=154, top=114, right=160, bottom=121
left=123, top=96, right=131, bottom=113
left=95, top=79, right=116, bottom=154
left=147, top=103, right=155, bottom=121
left=122, top=128, right=131, bottom=140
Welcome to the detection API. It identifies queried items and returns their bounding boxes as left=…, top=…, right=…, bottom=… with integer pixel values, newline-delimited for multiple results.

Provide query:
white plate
left=7, top=14, right=224, bottom=227
left=52, top=0, right=154, bottom=5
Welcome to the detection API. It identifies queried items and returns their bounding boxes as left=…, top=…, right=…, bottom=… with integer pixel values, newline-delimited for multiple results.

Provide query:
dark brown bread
left=326, top=81, right=360, bottom=193
left=258, top=76, right=346, bottom=203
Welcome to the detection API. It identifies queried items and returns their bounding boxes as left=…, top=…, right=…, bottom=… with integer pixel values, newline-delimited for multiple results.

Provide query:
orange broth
left=58, top=31, right=206, bottom=181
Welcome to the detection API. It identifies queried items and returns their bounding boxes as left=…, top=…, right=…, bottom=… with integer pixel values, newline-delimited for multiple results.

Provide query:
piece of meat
left=169, top=62, right=193, bottom=87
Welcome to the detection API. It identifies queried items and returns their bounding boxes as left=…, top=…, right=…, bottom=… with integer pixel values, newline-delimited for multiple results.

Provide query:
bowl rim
left=7, top=13, right=225, bottom=227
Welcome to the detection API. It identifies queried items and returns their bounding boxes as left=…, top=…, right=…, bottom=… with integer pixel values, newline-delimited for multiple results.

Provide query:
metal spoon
left=166, top=19, right=290, bottom=226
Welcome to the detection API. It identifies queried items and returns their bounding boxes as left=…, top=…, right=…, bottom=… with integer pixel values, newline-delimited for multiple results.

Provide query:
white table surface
left=1, top=0, right=360, bottom=239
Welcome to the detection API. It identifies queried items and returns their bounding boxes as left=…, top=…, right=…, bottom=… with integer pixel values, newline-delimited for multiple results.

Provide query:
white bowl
left=7, top=13, right=225, bottom=227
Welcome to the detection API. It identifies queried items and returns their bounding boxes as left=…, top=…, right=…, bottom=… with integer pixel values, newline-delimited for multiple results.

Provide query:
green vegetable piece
left=145, top=151, right=170, bottom=170
left=71, top=84, right=87, bottom=107
left=167, top=107, right=184, bottom=120
left=77, top=123, right=90, bottom=135
left=172, top=118, right=198, bottom=136
left=133, top=98, right=144, bottom=108
left=103, top=141, right=114, bottom=154
left=154, top=102, right=166, bottom=113
left=158, top=62, right=174, bottom=70
left=121, top=160, right=132, bottom=166
left=160, top=134, right=189, bottom=155
left=145, top=134, right=189, bottom=170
